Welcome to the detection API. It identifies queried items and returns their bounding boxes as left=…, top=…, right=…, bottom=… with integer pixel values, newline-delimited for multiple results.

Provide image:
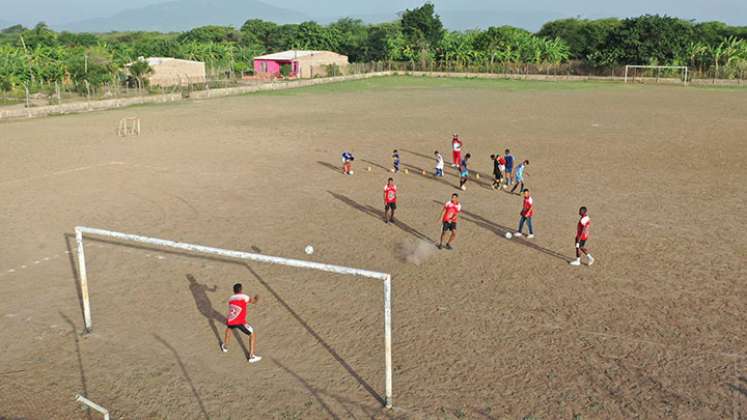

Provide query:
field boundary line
left=0, top=161, right=127, bottom=186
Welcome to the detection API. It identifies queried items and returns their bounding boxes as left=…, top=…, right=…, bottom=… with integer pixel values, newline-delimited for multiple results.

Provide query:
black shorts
left=227, top=324, right=253, bottom=336
left=442, top=221, right=457, bottom=232
left=576, top=239, right=587, bottom=248
left=385, top=202, right=397, bottom=210
left=494, top=171, right=502, bottom=180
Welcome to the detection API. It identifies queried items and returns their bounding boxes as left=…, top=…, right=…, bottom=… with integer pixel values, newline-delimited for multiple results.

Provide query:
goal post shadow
left=68, top=226, right=394, bottom=408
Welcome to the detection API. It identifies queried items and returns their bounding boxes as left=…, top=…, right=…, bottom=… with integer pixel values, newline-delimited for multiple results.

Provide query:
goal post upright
left=73, top=225, right=394, bottom=408
left=75, top=228, right=93, bottom=333
left=384, top=273, right=393, bottom=409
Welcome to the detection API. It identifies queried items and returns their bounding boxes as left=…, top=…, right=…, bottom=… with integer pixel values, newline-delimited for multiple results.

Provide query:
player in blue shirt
left=392, top=149, right=400, bottom=173
left=511, top=160, right=529, bottom=194
left=504, top=149, right=515, bottom=188
left=341, top=151, right=354, bottom=175
left=458, top=153, right=471, bottom=190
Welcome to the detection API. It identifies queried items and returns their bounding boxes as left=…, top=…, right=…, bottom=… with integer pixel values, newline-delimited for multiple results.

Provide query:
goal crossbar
left=74, top=225, right=393, bottom=408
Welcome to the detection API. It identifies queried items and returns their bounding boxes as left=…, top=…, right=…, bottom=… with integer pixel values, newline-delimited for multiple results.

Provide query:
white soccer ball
left=304, top=245, right=314, bottom=255
left=349, top=170, right=354, bottom=175
left=504, top=232, right=513, bottom=239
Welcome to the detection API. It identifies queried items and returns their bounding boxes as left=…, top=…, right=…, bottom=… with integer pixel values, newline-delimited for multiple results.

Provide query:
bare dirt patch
left=1, top=77, right=745, bottom=419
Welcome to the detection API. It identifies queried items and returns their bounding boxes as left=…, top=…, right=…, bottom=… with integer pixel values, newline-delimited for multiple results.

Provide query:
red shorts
left=452, top=151, right=461, bottom=163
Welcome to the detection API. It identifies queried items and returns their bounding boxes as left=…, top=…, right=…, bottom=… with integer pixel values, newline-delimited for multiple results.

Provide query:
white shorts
left=498, top=165, right=505, bottom=172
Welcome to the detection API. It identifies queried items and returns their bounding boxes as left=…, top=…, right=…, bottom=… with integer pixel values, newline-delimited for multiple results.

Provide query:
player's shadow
left=59, top=311, right=92, bottom=420
left=401, top=148, right=493, bottom=182
left=64, top=232, right=248, bottom=331
left=400, top=161, right=492, bottom=190
left=186, top=274, right=250, bottom=359
left=729, top=377, right=747, bottom=398
left=246, top=265, right=386, bottom=407
left=398, top=162, right=455, bottom=188
left=317, top=161, right=341, bottom=173
left=271, top=357, right=398, bottom=419
left=153, top=334, right=209, bottom=419
left=431, top=201, right=572, bottom=262
left=328, top=191, right=433, bottom=244
left=360, top=159, right=390, bottom=171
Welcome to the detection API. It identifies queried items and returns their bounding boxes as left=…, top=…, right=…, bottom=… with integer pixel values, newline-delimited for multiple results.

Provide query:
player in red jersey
left=570, top=206, right=594, bottom=266
left=514, top=189, right=535, bottom=238
left=383, top=177, right=398, bottom=224
left=438, top=193, right=462, bottom=250
left=451, top=134, right=463, bottom=168
left=221, top=283, right=261, bottom=363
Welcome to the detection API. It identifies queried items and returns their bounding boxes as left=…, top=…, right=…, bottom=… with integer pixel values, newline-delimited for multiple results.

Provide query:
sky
left=0, top=0, right=744, bottom=29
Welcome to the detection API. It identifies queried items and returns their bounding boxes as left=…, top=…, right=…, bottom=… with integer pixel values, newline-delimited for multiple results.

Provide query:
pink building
left=253, top=50, right=349, bottom=79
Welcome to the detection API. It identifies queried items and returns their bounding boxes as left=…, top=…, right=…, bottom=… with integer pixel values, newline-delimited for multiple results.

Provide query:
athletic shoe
left=569, top=259, right=581, bottom=266
left=220, top=343, right=228, bottom=353
left=587, top=255, right=595, bottom=266
left=248, top=355, right=262, bottom=364
left=445, top=244, right=453, bottom=250
left=527, top=234, right=535, bottom=239
left=437, top=244, right=443, bottom=250
left=514, top=232, right=523, bottom=237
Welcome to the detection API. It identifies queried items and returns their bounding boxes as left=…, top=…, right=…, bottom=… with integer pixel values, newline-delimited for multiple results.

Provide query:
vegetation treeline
left=2, top=3, right=747, bottom=97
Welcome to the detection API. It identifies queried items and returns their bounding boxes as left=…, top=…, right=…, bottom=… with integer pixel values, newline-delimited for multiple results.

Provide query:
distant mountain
left=439, top=9, right=565, bottom=31
left=0, top=20, right=15, bottom=30
left=58, top=0, right=309, bottom=32
left=317, top=9, right=564, bottom=31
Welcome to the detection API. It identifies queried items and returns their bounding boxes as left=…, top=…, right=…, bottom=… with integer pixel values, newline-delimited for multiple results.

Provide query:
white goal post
left=624, top=65, right=689, bottom=85
left=74, top=226, right=393, bottom=408
left=117, top=117, right=141, bottom=137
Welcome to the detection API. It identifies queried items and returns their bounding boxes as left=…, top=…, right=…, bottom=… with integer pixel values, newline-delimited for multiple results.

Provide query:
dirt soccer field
left=0, top=76, right=745, bottom=419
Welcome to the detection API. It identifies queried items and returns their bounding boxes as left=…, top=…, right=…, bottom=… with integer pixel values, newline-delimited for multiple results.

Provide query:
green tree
left=329, top=18, right=369, bottom=62
left=19, top=22, right=58, bottom=49
left=603, top=15, right=694, bottom=65
left=537, top=18, right=619, bottom=59
left=178, top=25, right=240, bottom=44
left=367, top=22, right=405, bottom=61
left=240, top=19, right=277, bottom=51
left=401, top=2, right=444, bottom=53
left=127, top=58, right=153, bottom=90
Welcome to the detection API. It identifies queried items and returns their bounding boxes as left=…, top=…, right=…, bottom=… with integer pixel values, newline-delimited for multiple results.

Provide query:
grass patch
left=251, top=75, right=631, bottom=97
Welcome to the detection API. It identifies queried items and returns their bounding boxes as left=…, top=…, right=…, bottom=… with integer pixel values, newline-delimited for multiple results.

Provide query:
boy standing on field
left=222, top=283, right=262, bottom=363
left=570, top=207, right=595, bottom=266
left=458, top=153, right=471, bottom=190
left=491, top=154, right=503, bottom=189
left=504, top=149, right=515, bottom=189
left=514, top=189, right=535, bottom=239
left=392, top=150, right=401, bottom=173
left=383, top=177, right=398, bottom=224
left=438, top=193, right=462, bottom=250
left=434, top=151, right=445, bottom=176
left=451, top=134, right=463, bottom=168
left=511, top=160, right=529, bottom=194
left=341, top=151, right=354, bottom=175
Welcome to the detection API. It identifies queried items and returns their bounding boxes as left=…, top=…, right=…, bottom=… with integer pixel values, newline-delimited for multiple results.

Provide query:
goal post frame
left=624, top=65, right=689, bottom=85
left=73, top=225, right=393, bottom=408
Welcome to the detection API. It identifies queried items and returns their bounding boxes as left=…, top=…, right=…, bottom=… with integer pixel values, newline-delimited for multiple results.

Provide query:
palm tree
left=685, top=41, right=708, bottom=76
left=128, top=59, right=153, bottom=91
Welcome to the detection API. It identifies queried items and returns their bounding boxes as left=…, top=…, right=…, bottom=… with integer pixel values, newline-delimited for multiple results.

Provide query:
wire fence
left=2, top=60, right=745, bottom=109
